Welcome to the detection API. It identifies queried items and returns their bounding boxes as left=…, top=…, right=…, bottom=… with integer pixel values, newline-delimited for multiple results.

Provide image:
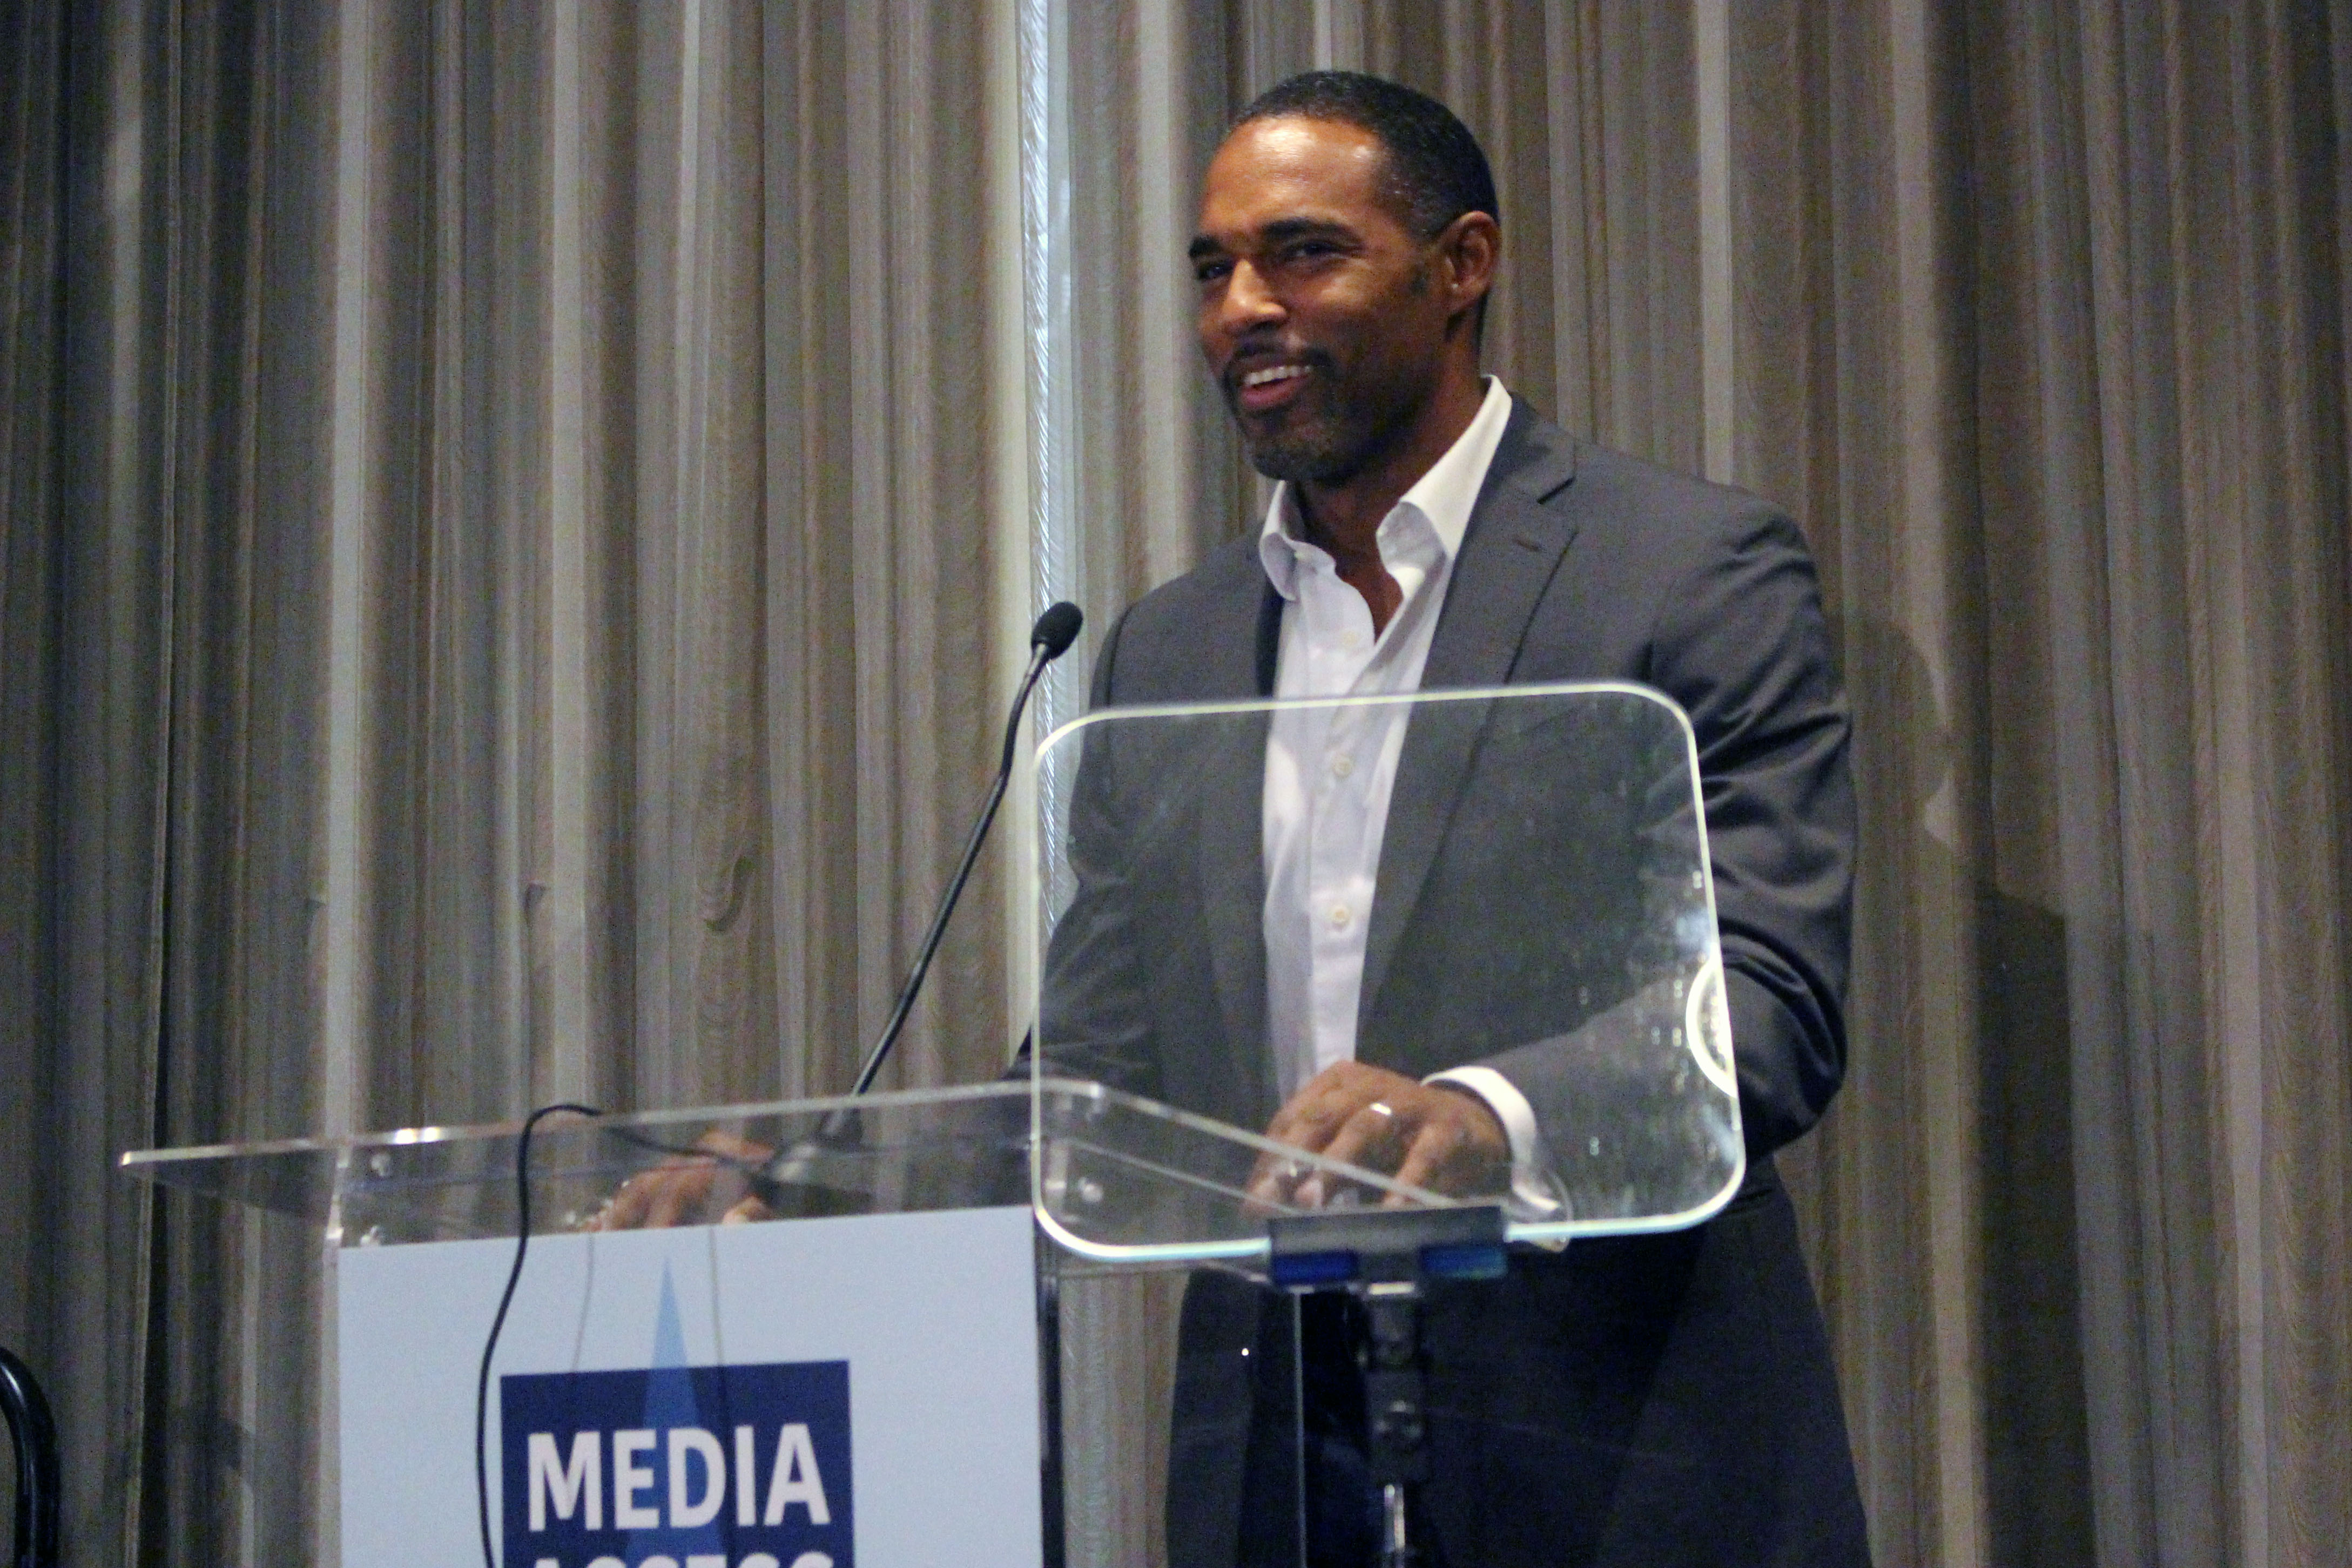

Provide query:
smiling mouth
left=1234, top=360, right=1313, bottom=413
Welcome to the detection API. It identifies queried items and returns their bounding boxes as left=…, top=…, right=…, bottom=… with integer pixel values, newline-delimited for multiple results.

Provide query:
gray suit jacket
left=1043, top=397, right=1854, bottom=1163
left=1039, top=399, right=1869, bottom=1565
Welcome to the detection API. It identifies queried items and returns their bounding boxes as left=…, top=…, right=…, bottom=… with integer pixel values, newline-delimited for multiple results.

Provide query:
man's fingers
left=1244, top=1150, right=1289, bottom=1205
left=1386, top=1121, right=1469, bottom=1204
left=1294, top=1099, right=1412, bottom=1207
left=1263, top=1088, right=1352, bottom=1154
left=591, top=1184, right=641, bottom=1231
left=596, top=1166, right=676, bottom=1230
left=1316, top=1098, right=1405, bottom=1178
left=1257, top=1065, right=1489, bottom=1209
left=641, top=1168, right=699, bottom=1228
left=720, top=1192, right=776, bottom=1225
left=1267, top=1064, right=1406, bottom=1154
left=1385, top=1112, right=1509, bottom=1205
left=606, top=1161, right=715, bottom=1232
left=582, top=1130, right=780, bottom=1232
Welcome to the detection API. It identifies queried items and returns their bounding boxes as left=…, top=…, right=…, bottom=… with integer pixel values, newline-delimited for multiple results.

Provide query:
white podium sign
left=337, top=1205, right=1042, bottom=1568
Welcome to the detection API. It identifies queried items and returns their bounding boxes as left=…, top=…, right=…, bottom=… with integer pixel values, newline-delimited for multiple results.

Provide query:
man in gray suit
left=1040, top=72, right=1869, bottom=1565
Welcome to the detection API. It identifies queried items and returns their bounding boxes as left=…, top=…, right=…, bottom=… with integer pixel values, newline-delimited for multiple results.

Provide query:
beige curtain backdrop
left=2, top=2, right=2348, bottom=1566
left=1037, top=3, right=2351, bottom=1566
left=2, top=0, right=1023, bottom=1560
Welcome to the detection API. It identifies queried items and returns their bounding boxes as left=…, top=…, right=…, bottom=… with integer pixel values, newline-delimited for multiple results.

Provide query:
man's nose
left=1214, top=259, right=1284, bottom=336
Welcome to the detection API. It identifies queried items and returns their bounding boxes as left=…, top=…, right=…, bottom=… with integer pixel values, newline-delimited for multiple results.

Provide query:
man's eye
left=1282, top=241, right=1337, bottom=263
left=1194, top=260, right=1231, bottom=284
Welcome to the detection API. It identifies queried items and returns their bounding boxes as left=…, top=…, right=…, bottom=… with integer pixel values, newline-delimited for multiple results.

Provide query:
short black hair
left=1236, top=70, right=1499, bottom=239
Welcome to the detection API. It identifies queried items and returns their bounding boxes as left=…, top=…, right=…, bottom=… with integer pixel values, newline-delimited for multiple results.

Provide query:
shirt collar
left=1258, top=376, right=1516, bottom=600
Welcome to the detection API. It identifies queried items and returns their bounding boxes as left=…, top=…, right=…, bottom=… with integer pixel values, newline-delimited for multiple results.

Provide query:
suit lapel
left=1182, top=565, right=1282, bottom=1091
left=1159, top=543, right=1282, bottom=704
left=1359, top=406, right=1582, bottom=1042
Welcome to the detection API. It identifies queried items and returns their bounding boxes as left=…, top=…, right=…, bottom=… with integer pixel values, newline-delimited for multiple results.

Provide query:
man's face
left=1191, top=116, right=1459, bottom=485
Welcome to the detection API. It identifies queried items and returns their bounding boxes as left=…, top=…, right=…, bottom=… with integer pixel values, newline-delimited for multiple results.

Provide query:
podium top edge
left=117, top=1078, right=1096, bottom=1171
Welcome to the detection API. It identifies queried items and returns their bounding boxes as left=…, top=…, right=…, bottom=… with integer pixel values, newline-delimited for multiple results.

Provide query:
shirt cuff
left=1424, top=1065, right=1565, bottom=1220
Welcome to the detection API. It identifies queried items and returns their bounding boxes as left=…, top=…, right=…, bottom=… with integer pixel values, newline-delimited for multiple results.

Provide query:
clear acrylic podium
left=120, top=1080, right=1451, bottom=1567
left=124, top=681, right=1743, bottom=1567
left=1031, top=680, right=1743, bottom=1249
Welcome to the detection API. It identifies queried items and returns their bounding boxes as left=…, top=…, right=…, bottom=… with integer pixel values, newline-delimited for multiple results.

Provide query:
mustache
left=1219, top=340, right=1335, bottom=399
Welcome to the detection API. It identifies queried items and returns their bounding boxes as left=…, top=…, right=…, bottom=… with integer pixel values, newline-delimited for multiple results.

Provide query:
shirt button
left=1330, top=753, right=1354, bottom=779
left=1340, top=628, right=1363, bottom=649
left=1329, top=904, right=1352, bottom=929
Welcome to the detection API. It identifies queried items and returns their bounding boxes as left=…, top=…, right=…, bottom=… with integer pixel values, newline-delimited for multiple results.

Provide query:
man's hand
left=585, top=1130, right=777, bottom=1231
left=1249, top=1061, right=1510, bottom=1208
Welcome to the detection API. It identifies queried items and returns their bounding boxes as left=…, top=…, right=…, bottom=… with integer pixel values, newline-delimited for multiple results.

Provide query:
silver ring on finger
left=1367, top=1100, right=1395, bottom=1120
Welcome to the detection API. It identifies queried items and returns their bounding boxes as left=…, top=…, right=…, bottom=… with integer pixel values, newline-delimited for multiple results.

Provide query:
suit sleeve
left=1647, top=503, right=1854, bottom=1158
left=1025, top=604, right=1165, bottom=1097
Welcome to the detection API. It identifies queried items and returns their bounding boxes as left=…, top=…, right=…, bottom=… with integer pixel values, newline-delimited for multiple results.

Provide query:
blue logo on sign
left=500, top=1355, right=852, bottom=1568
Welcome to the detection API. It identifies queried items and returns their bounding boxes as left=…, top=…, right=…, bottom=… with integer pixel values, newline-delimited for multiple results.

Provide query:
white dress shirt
left=1257, top=377, right=1547, bottom=1184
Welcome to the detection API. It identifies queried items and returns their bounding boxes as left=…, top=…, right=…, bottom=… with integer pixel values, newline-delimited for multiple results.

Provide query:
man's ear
left=1439, top=211, right=1500, bottom=327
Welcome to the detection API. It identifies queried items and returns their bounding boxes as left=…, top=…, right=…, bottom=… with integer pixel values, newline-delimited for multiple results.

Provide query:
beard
left=1222, top=350, right=1421, bottom=485
left=1240, top=417, right=1376, bottom=483
left=1236, top=400, right=1377, bottom=484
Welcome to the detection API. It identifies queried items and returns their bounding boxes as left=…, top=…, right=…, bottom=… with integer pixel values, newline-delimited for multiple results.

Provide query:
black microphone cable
left=473, top=1112, right=792, bottom=1568
left=475, top=1101, right=599, bottom=1568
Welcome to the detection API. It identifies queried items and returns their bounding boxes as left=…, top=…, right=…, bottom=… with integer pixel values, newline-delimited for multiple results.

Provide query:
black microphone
left=1030, top=599, right=1083, bottom=663
left=754, top=601, right=1083, bottom=1208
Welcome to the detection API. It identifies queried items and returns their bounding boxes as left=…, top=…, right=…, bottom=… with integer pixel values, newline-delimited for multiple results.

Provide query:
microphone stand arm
left=758, top=600, right=1077, bottom=1202
left=850, top=638, right=1055, bottom=1096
